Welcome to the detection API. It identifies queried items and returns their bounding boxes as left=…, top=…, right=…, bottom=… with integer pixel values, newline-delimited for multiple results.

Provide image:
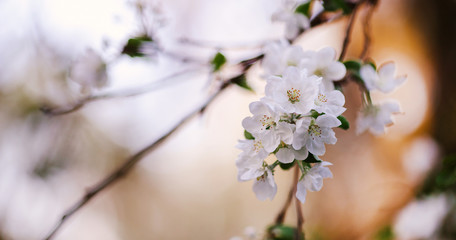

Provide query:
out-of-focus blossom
left=360, top=62, right=406, bottom=93
left=356, top=101, right=401, bottom=135
left=394, top=194, right=451, bottom=240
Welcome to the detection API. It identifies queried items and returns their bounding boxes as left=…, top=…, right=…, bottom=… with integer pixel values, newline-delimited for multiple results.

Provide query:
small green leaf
left=337, top=115, right=350, bottom=130
left=295, top=2, right=311, bottom=18
left=344, top=60, right=361, bottom=72
left=244, top=130, right=255, bottom=140
left=323, top=0, right=351, bottom=14
left=375, top=225, right=394, bottom=240
left=211, top=52, right=226, bottom=72
left=122, top=36, right=153, bottom=57
left=304, top=154, right=322, bottom=163
left=231, top=74, right=253, bottom=92
left=267, top=225, right=304, bottom=240
left=279, top=160, right=296, bottom=170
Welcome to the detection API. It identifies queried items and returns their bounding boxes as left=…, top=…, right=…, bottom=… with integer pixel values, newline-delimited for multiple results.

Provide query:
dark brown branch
left=360, top=0, right=379, bottom=60
left=338, top=2, right=362, bottom=61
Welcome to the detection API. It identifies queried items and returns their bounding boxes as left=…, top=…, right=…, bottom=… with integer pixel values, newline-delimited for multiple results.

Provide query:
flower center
left=363, top=104, right=380, bottom=116
left=253, top=140, right=264, bottom=153
left=314, top=68, right=324, bottom=77
left=287, top=88, right=301, bottom=104
left=315, top=93, right=328, bottom=106
left=308, top=121, right=322, bottom=138
left=260, top=115, right=275, bottom=130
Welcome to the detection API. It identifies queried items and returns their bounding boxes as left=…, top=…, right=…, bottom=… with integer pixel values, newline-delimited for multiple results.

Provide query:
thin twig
left=41, top=68, right=203, bottom=116
left=338, top=3, right=361, bottom=61
left=44, top=11, right=348, bottom=240
left=275, top=164, right=300, bottom=225
left=360, top=0, right=378, bottom=60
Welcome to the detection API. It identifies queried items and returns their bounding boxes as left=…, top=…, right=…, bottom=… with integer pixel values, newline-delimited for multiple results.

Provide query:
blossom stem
left=365, top=91, right=373, bottom=105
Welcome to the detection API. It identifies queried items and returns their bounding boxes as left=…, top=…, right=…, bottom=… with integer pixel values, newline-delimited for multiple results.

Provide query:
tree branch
left=41, top=68, right=204, bottom=116
left=338, top=2, right=362, bottom=61
left=360, top=0, right=379, bottom=60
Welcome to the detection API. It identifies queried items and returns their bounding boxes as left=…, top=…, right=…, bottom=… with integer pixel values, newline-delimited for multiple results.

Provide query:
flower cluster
left=237, top=42, right=346, bottom=203
left=236, top=41, right=407, bottom=203
left=355, top=62, right=406, bottom=135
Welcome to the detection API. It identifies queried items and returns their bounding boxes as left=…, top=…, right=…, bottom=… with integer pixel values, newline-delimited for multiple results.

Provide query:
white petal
left=316, top=115, right=341, bottom=128
left=252, top=174, right=277, bottom=201
left=296, top=180, right=308, bottom=203
left=360, top=65, right=378, bottom=91
left=276, top=148, right=295, bottom=163
left=304, top=173, right=323, bottom=191
left=324, top=61, right=346, bottom=81
left=378, top=62, right=396, bottom=79
left=316, top=47, right=336, bottom=66
left=307, top=140, right=326, bottom=156
left=294, top=147, right=308, bottom=160
left=327, top=90, right=346, bottom=107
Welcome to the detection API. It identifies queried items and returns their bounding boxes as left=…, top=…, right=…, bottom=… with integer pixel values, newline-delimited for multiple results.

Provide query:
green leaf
left=244, top=130, right=255, bottom=140
left=419, top=155, right=456, bottom=196
left=323, top=0, right=351, bottom=14
left=211, top=52, right=226, bottom=72
left=304, top=154, right=322, bottom=163
left=122, top=36, right=153, bottom=57
left=375, top=225, right=394, bottom=240
left=295, top=2, right=311, bottom=18
left=279, top=160, right=296, bottom=170
left=231, top=74, right=253, bottom=92
left=344, top=60, right=361, bottom=72
left=266, top=225, right=304, bottom=240
left=337, top=115, right=350, bottom=130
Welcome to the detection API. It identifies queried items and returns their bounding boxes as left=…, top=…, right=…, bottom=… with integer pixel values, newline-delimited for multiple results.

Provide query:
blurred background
left=0, top=0, right=455, bottom=239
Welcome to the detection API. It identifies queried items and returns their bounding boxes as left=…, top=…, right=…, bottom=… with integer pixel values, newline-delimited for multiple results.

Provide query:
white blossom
left=235, top=139, right=269, bottom=172
left=236, top=164, right=276, bottom=200
left=262, top=40, right=305, bottom=76
left=313, top=89, right=346, bottom=117
left=394, top=194, right=451, bottom=240
left=296, top=161, right=333, bottom=203
left=299, top=47, right=347, bottom=90
left=242, top=101, right=294, bottom=152
left=272, top=0, right=310, bottom=39
left=293, top=115, right=340, bottom=156
left=360, top=62, right=406, bottom=93
left=264, top=66, right=320, bottom=115
left=70, top=49, right=108, bottom=93
left=356, top=101, right=401, bottom=135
